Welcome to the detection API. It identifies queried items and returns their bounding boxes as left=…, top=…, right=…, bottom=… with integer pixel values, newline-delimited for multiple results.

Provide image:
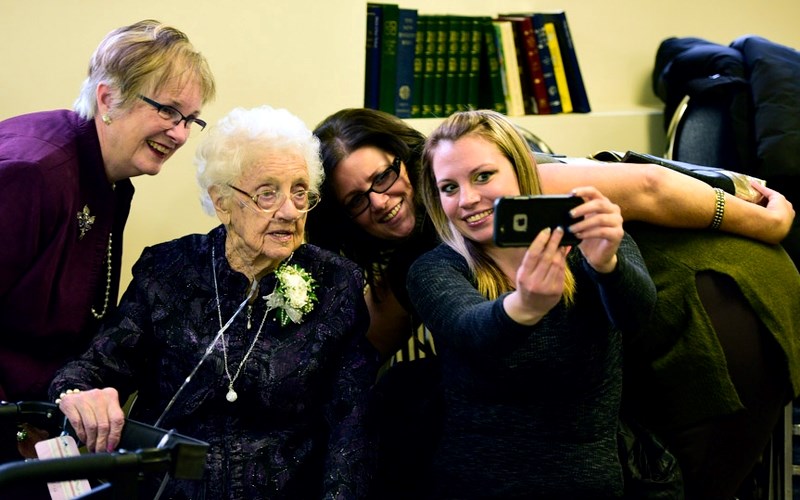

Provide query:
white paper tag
left=34, top=436, right=92, bottom=500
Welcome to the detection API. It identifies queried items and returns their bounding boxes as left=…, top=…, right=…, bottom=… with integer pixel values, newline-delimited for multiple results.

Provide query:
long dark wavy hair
left=307, top=108, right=428, bottom=293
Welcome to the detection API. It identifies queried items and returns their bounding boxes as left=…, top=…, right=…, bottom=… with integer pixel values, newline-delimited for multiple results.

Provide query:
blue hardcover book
left=538, top=11, right=591, bottom=112
left=364, top=4, right=383, bottom=110
left=394, top=8, right=418, bottom=118
left=530, top=13, right=562, bottom=114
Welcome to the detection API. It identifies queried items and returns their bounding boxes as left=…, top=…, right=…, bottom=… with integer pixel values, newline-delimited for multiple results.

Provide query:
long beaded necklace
left=212, top=245, right=276, bottom=403
left=91, top=233, right=113, bottom=319
left=154, top=251, right=256, bottom=426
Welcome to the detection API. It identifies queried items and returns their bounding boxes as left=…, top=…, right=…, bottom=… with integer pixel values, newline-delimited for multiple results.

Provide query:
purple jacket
left=0, top=110, right=133, bottom=401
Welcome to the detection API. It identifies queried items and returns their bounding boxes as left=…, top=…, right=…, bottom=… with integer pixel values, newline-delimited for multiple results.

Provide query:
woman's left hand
left=567, top=186, right=624, bottom=273
left=57, top=387, right=125, bottom=453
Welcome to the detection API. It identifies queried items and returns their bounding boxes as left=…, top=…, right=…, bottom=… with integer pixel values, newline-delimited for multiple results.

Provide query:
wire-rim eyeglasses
left=228, top=184, right=321, bottom=213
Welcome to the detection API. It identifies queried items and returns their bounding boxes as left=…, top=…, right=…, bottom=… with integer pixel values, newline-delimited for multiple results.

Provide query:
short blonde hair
left=73, top=19, right=215, bottom=119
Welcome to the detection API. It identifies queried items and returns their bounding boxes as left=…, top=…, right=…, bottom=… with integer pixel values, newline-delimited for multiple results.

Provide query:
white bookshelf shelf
left=405, top=107, right=665, bottom=157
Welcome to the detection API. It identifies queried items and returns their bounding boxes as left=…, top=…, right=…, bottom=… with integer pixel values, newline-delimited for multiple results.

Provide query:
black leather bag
left=591, top=149, right=765, bottom=203
left=618, top=418, right=685, bottom=499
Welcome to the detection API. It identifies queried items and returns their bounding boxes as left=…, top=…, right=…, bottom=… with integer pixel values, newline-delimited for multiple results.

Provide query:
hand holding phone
left=493, top=195, right=583, bottom=247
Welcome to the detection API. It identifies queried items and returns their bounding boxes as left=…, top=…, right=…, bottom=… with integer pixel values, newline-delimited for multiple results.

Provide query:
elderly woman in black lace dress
left=49, top=105, right=378, bottom=499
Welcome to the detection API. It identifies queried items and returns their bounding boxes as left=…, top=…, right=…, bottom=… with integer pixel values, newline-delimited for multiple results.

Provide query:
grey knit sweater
left=406, top=234, right=655, bottom=498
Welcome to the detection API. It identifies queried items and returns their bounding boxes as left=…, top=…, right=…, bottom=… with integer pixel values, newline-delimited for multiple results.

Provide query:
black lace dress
left=50, top=225, right=379, bottom=499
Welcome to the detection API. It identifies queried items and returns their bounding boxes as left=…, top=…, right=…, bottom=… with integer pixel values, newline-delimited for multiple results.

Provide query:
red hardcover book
left=498, top=16, right=550, bottom=115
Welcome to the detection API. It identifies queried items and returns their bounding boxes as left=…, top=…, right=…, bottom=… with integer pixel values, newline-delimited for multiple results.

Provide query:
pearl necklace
left=91, top=233, right=113, bottom=319
left=212, top=246, right=276, bottom=403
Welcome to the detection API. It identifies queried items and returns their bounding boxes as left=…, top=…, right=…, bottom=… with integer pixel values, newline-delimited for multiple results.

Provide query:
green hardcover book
left=443, top=16, right=461, bottom=117
left=456, top=16, right=472, bottom=112
left=465, top=16, right=482, bottom=111
left=477, top=16, right=507, bottom=114
left=377, top=3, right=400, bottom=114
left=421, top=15, right=438, bottom=118
left=432, top=15, right=448, bottom=117
left=410, top=16, right=426, bottom=118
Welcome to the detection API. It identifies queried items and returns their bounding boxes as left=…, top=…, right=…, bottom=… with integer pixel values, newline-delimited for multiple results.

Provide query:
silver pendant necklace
left=154, top=245, right=259, bottom=425
left=212, top=245, right=275, bottom=403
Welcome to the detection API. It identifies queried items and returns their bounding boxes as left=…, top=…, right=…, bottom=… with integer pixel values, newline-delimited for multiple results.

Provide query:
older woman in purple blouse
left=0, top=19, right=215, bottom=461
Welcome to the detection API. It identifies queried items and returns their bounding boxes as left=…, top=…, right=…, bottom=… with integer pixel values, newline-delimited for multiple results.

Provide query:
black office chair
left=660, top=74, right=794, bottom=500
left=664, top=73, right=800, bottom=267
left=664, top=77, right=757, bottom=177
left=515, top=125, right=554, bottom=155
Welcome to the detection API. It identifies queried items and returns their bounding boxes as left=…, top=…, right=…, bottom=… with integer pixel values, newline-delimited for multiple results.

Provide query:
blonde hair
left=421, top=110, right=575, bottom=303
left=74, top=19, right=216, bottom=119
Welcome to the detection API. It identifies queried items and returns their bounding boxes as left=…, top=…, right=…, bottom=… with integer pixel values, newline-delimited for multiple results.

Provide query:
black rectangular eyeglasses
left=138, top=94, right=207, bottom=131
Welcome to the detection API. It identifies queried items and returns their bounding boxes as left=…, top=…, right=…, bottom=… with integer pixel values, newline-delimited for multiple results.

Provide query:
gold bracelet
left=710, top=188, right=725, bottom=230
left=54, top=388, right=81, bottom=405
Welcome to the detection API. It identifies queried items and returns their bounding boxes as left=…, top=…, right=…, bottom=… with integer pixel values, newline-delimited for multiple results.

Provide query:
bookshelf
left=367, top=4, right=660, bottom=154
left=2, top=0, right=798, bottom=290
left=366, top=9, right=584, bottom=115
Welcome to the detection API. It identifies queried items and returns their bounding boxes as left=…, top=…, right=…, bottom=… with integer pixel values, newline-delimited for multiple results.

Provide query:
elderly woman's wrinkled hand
left=57, top=387, right=125, bottom=453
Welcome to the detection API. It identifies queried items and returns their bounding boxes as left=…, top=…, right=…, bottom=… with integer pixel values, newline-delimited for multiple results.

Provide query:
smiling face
left=214, top=150, right=310, bottom=278
left=97, top=78, right=204, bottom=183
left=430, top=134, right=521, bottom=248
left=331, top=146, right=417, bottom=241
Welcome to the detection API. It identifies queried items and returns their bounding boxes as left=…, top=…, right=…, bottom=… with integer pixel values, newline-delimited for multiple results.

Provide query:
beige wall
left=2, top=0, right=798, bottom=290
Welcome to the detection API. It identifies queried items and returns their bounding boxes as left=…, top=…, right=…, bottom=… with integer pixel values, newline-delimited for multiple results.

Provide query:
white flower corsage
left=264, top=263, right=318, bottom=326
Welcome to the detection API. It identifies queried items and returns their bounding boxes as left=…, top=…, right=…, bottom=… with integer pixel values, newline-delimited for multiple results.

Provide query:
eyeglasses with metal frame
left=345, top=156, right=402, bottom=218
left=228, top=185, right=321, bottom=213
left=138, top=95, right=207, bottom=131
